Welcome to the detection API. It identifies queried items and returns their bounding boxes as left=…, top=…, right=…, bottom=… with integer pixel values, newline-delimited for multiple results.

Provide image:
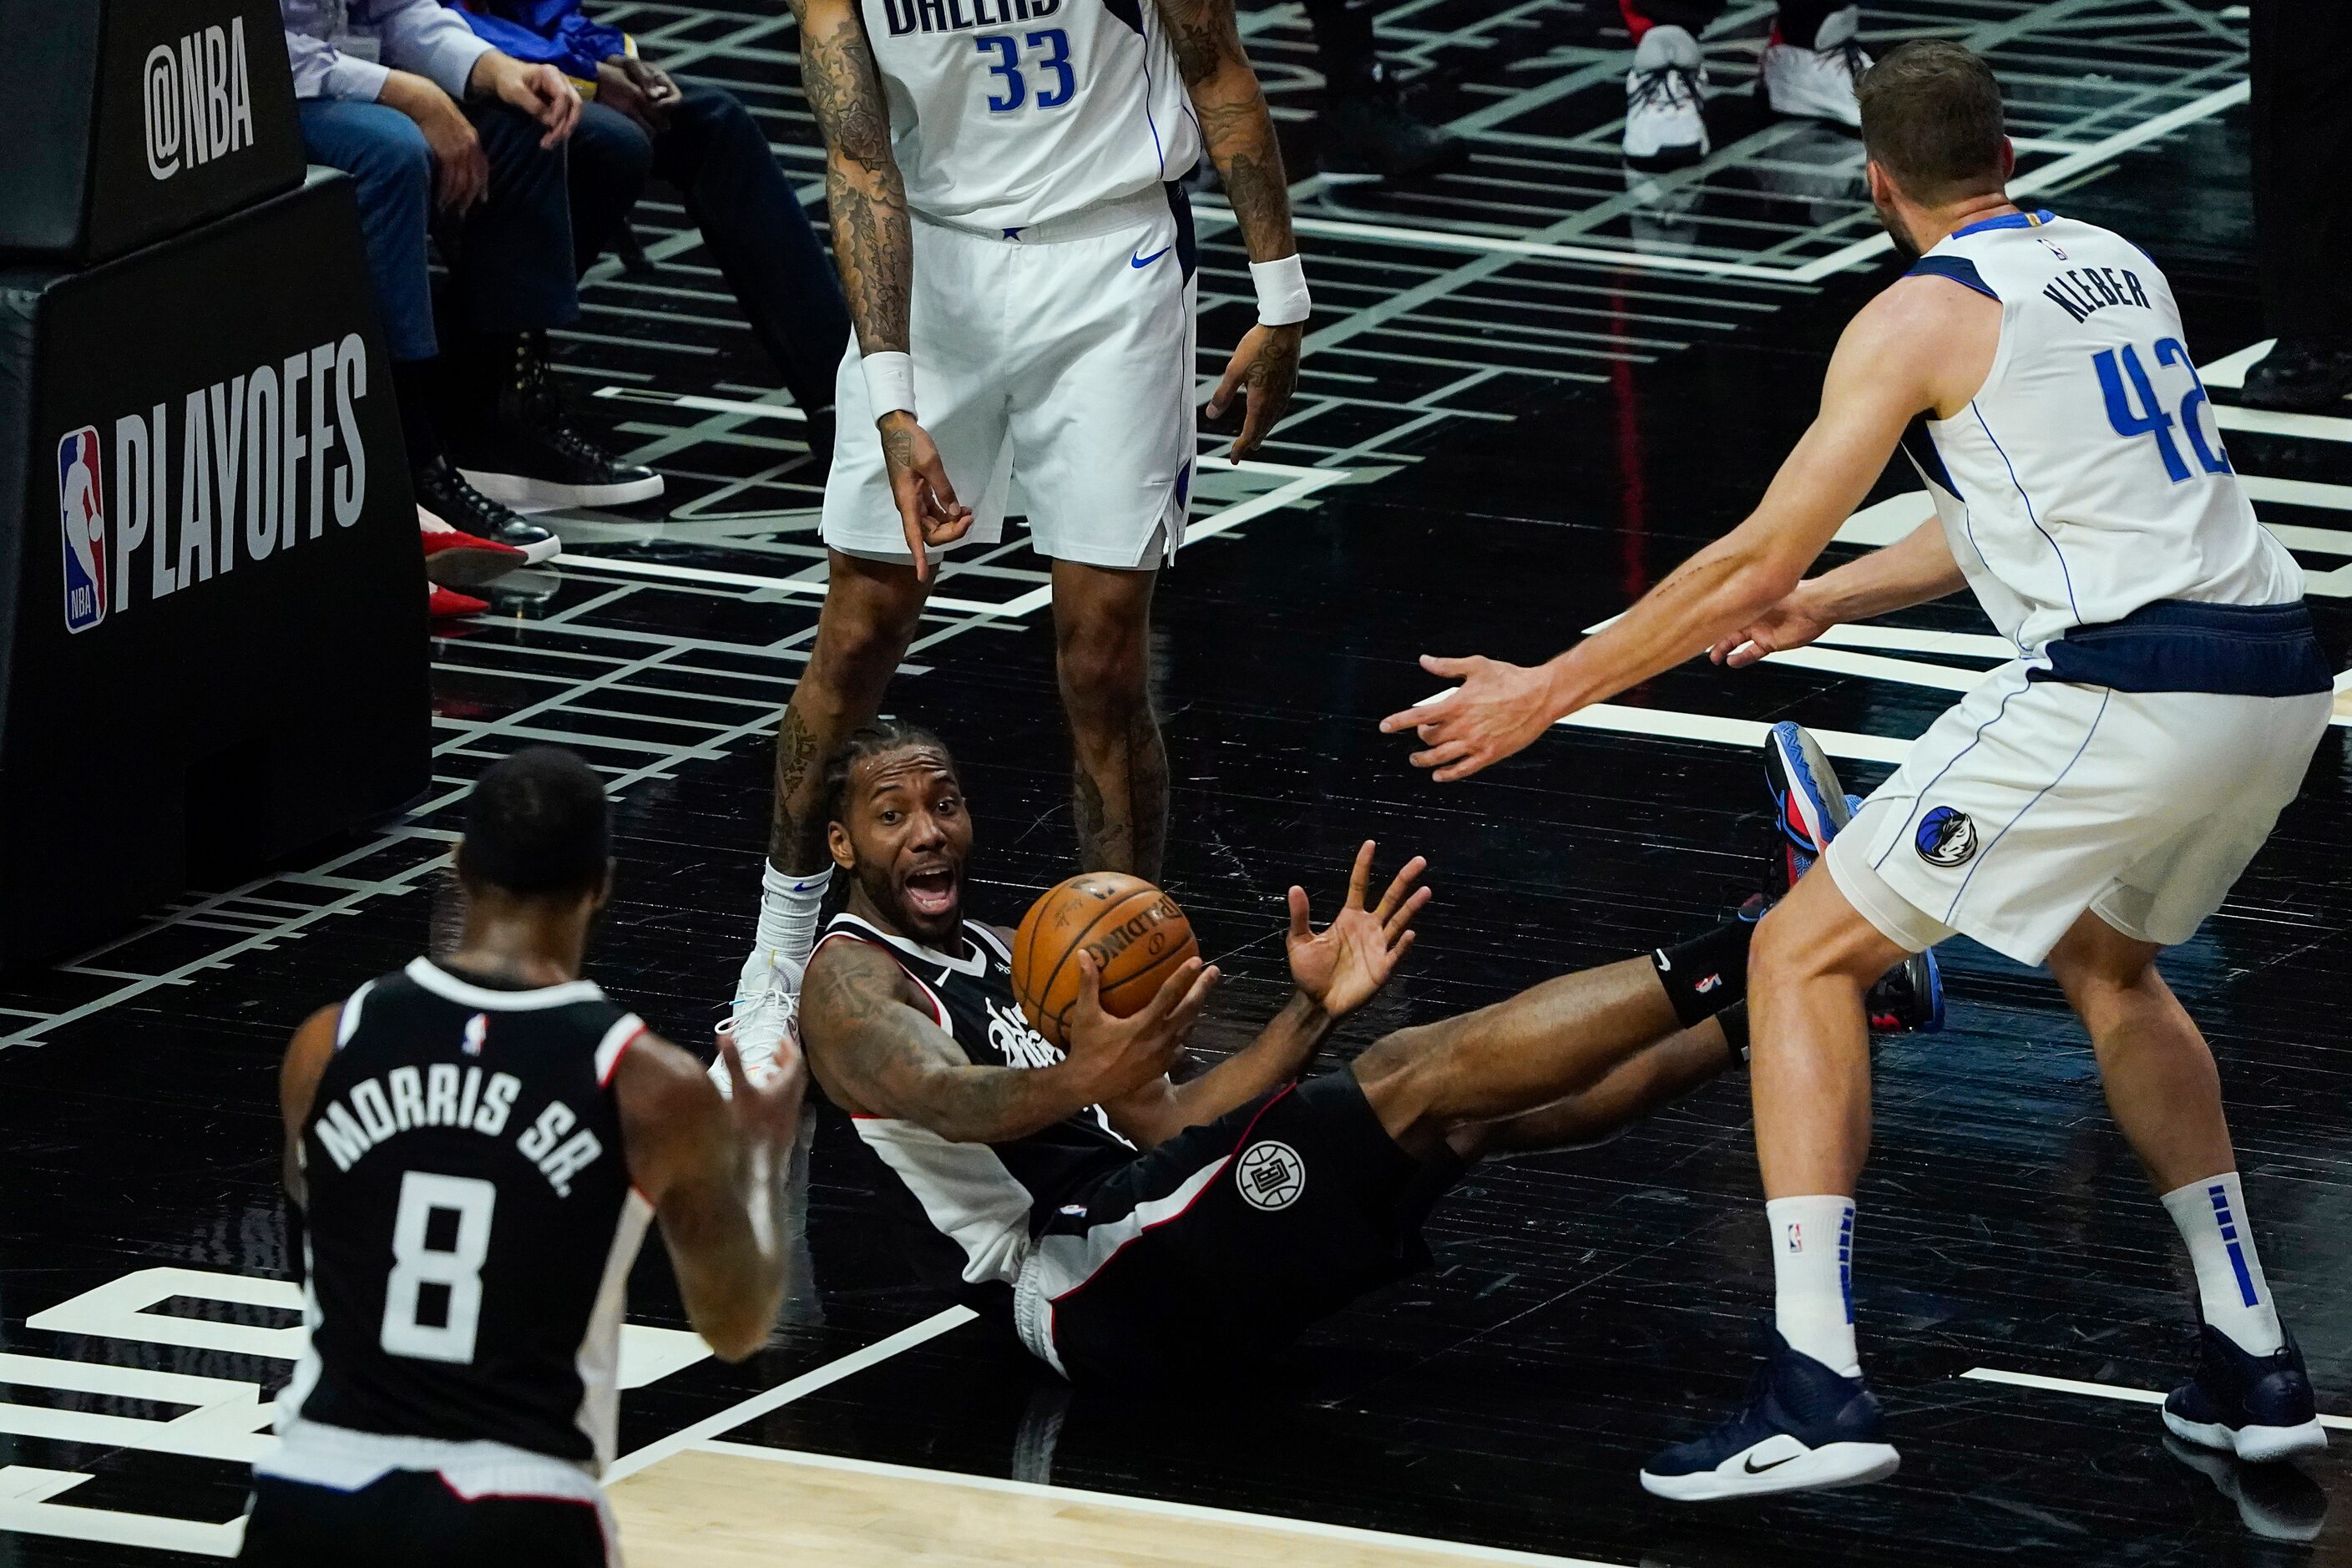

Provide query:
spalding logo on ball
left=1012, top=873, right=1199, bottom=1047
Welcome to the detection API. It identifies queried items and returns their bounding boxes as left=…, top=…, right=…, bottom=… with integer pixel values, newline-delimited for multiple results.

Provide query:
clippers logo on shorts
left=57, top=429, right=109, bottom=634
left=143, top=19, right=257, bottom=182
left=1234, top=1140, right=1304, bottom=1211
left=1914, top=805, right=1978, bottom=867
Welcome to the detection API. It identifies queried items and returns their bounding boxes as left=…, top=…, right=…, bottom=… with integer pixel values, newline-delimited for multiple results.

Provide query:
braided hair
left=821, top=719, right=953, bottom=825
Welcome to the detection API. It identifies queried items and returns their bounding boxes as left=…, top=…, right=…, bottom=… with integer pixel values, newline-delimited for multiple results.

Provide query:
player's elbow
left=693, top=1294, right=780, bottom=1363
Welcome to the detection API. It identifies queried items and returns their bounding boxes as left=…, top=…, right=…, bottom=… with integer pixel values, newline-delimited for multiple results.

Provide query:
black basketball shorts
left=1014, top=1068, right=1463, bottom=1388
left=241, top=1470, right=613, bottom=1567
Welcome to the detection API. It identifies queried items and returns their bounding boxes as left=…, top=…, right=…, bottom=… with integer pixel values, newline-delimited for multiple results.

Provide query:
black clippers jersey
left=285, top=959, right=651, bottom=1469
left=817, top=913, right=1136, bottom=1290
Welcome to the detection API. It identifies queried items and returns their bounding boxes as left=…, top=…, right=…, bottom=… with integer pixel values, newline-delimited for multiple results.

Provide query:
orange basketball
left=1013, top=873, right=1198, bottom=1049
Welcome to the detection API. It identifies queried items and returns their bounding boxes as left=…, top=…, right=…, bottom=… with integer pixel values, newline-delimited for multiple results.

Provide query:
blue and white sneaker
left=1641, top=1322, right=1900, bottom=1501
left=1763, top=721, right=1850, bottom=895
left=2164, top=1325, right=2330, bottom=1464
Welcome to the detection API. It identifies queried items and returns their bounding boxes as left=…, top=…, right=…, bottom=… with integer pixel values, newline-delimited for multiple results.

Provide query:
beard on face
left=1874, top=193, right=1924, bottom=263
left=852, top=851, right=960, bottom=943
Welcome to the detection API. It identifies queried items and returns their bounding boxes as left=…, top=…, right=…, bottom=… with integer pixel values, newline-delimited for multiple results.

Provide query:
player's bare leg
left=1747, top=866, right=1904, bottom=1205
left=2045, top=909, right=2321, bottom=1460
left=726, top=552, right=929, bottom=1086
left=768, top=553, right=932, bottom=876
left=1348, top=957, right=1707, bottom=1156
left=1467, top=1019, right=1739, bottom=1156
left=1051, top=559, right=1166, bottom=880
left=2045, top=911, right=2234, bottom=1190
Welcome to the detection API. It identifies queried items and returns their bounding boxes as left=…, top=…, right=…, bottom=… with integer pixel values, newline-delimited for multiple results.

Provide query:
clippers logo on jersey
left=986, top=996, right=1061, bottom=1070
left=1915, top=806, right=1978, bottom=867
left=57, top=428, right=109, bottom=634
left=1235, top=1140, right=1305, bottom=1211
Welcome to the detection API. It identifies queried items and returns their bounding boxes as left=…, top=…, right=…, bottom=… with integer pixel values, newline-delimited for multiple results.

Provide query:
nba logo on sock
left=1786, top=1222, right=1803, bottom=1252
left=56, top=427, right=108, bottom=635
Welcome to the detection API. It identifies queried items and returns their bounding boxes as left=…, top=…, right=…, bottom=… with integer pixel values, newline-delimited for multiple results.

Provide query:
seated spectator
left=281, top=0, right=664, bottom=599
left=451, top=0, right=852, bottom=463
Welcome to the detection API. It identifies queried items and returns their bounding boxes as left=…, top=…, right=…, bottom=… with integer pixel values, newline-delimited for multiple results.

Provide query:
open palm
left=1286, top=841, right=1431, bottom=1019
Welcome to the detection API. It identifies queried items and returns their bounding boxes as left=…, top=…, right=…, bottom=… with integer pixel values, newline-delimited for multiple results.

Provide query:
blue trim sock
left=1767, top=1195, right=1860, bottom=1377
left=2162, top=1172, right=2286, bottom=1356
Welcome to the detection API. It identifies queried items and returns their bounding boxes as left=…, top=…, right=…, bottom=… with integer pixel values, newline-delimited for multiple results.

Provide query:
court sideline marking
left=1962, top=1366, right=2352, bottom=1431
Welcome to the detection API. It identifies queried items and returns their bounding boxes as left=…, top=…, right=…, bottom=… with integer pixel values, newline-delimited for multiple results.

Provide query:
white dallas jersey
left=859, top=0, right=1201, bottom=231
left=1899, top=210, right=2302, bottom=656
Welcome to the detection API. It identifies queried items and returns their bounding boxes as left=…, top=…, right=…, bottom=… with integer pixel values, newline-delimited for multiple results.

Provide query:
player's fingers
left=1207, top=343, right=1250, bottom=420
left=1166, top=963, right=1221, bottom=1034
left=1137, top=957, right=1206, bottom=1030
left=1432, top=749, right=1493, bottom=784
left=1378, top=692, right=1452, bottom=736
left=718, top=1033, right=751, bottom=1099
left=1419, top=654, right=1474, bottom=679
left=1727, top=639, right=1768, bottom=670
left=1392, top=929, right=1418, bottom=964
left=895, top=494, right=934, bottom=583
left=1387, top=883, right=1434, bottom=941
left=1286, top=884, right=1313, bottom=943
left=1410, top=739, right=1469, bottom=771
left=1374, top=856, right=1429, bottom=925
left=1230, top=382, right=1273, bottom=462
left=918, top=453, right=962, bottom=512
left=1345, top=839, right=1375, bottom=910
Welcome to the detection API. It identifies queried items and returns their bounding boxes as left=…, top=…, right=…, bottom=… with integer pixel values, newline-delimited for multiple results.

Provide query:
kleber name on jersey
left=53, top=331, right=371, bottom=633
left=878, top=0, right=1061, bottom=36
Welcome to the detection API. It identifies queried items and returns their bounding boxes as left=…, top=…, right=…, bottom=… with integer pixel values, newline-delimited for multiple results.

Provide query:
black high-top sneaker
left=451, top=331, right=665, bottom=510
left=1321, top=68, right=1467, bottom=185
left=412, top=455, right=559, bottom=565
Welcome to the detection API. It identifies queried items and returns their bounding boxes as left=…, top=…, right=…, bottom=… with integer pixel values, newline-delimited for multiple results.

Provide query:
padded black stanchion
left=0, top=0, right=304, bottom=264
left=0, top=169, right=427, bottom=967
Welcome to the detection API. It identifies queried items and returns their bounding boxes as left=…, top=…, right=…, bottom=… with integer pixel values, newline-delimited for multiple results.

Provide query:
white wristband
left=861, top=351, right=917, bottom=420
left=1249, top=255, right=1312, bottom=326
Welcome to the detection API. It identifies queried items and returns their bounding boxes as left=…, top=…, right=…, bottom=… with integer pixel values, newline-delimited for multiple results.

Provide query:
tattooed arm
left=800, top=935, right=1219, bottom=1143
left=790, top=0, right=970, bottom=577
left=1155, top=0, right=1302, bottom=459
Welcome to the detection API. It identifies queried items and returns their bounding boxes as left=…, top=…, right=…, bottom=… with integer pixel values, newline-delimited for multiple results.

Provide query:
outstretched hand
left=715, top=1027, right=807, bottom=1150
left=1286, top=840, right=1430, bottom=1019
left=1378, top=654, right=1561, bottom=782
left=1063, top=950, right=1220, bottom=1101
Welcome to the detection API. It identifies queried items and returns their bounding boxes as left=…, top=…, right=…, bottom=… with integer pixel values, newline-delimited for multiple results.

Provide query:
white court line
left=594, top=386, right=809, bottom=422
left=690, top=1441, right=1646, bottom=1568
left=1788, top=80, right=2253, bottom=283
left=554, top=555, right=1017, bottom=618
left=1960, top=1367, right=2352, bottom=1430
left=2200, top=339, right=2273, bottom=389
left=2241, top=473, right=2352, bottom=512
left=1408, top=689, right=1916, bottom=765
left=604, top=1306, right=977, bottom=1484
left=2213, top=402, right=2352, bottom=444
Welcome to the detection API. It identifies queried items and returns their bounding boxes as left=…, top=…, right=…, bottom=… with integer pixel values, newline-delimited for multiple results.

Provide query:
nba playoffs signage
left=0, top=0, right=300, bottom=262
left=52, top=333, right=376, bottom=635
left=0, top=170, right=426, bottom=964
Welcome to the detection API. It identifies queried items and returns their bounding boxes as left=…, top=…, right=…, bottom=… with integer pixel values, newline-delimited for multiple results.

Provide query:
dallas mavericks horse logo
left=1915, top=806, right=1978, bottom=867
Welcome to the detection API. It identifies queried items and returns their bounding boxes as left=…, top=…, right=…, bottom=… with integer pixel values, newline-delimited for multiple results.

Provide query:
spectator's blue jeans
left=298, top=98, right=579, bottom=363
left=567, top=81, right=850, bottom=412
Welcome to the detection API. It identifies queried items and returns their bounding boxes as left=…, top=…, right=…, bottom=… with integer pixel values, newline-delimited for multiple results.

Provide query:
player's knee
left=1055, top=618, right=1150, bottom=714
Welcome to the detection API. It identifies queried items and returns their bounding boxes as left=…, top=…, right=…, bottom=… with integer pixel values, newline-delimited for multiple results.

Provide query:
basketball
left=1012, top=873, right=1198, bottom=1048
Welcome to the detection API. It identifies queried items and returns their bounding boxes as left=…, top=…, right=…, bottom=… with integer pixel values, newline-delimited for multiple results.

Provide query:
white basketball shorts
left=1823, top=660, right=2329, bottom=965
left=822, top=186, right=1199, bottom=573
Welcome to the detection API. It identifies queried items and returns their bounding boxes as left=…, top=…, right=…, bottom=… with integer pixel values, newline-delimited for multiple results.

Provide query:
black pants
left=2250, top=0, right=2352, bottom=341
left=568, top=79, right=852, bottom=412
left=438, top=103, right=581, bottom=340
left=241, top=1471, right=608, bottom=1567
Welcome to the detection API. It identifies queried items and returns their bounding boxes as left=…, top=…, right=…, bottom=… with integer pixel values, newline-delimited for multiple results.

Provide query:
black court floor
left=4, top=1, right=2349, bottom=1564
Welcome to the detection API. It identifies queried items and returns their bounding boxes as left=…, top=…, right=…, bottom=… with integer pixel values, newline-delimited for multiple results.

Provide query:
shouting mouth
left=903, top=865, right=959, bottom=918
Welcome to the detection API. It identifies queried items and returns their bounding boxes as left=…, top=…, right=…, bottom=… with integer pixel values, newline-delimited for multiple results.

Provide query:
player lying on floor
left=793, top=720, right=1937, bottom=1388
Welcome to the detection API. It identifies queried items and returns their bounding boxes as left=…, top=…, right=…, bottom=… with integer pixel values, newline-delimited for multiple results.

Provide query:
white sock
left=751, top=862, right=832, bottom=989
left=1767, top=1195, right=1860, bottom=1377
left=2161, top=1172, right=2285, bottom=1355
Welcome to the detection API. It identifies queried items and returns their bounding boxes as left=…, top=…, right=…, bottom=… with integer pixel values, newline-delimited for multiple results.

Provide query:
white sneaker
left=1623, top=25, right=1711, bottom=171
left=1760, top=4, right=1868, bottom=129
left=714, top=946, right=800, bottom=1098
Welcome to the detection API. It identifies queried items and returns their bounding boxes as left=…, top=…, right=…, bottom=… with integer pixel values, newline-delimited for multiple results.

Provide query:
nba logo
left=56, top=427, right=108, bottom=634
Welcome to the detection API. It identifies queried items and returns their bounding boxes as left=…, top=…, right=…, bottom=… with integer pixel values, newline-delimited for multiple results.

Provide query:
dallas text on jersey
left=878, top=0, right=1062, bottom=38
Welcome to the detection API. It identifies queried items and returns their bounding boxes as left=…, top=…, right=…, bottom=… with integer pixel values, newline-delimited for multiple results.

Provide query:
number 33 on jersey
left=862, top=0, right=1203, bottom=233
